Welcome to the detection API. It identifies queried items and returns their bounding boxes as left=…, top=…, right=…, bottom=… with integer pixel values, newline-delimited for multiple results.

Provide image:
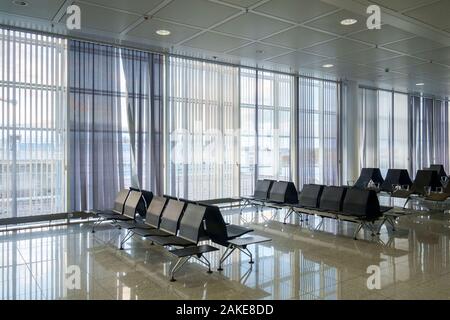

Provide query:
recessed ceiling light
left=256, top=50, right=264, bottom=54
left=156, top=29, right=171, bottom=36
left=340, top=18, right=358, bottom=26
left=322, top=64, right=334, bottom=68
left=12, top=0, right=28, bottom=6
left=416, top=83, right=425, bottom=86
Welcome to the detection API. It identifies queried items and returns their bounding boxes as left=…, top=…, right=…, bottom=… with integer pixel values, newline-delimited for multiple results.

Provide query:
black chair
left=203, top=205, right=270, bottom=270
left=267, top=181, right=298, bottom=204
left=319, top=186, right=348, bottom=212
left=392, top=169, right=441, bottom=203
left=428, top=164, right=447, bottom=178
left=92, top=190, right=142, bottom=233
left=130, top=187, right=154, bottom=218
left=354, top=168, right=384, bottom=190
left=93, top=189, right=130, bottom=220
left=283, top=184, right=324, bottom=223
left=240, top=179, right=275, bottom=212
left=381, top=169, right=413, bottom=193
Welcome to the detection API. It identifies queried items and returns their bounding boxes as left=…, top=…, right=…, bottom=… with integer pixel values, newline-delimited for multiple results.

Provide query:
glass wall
left=0, top=29, right=67, bottom=218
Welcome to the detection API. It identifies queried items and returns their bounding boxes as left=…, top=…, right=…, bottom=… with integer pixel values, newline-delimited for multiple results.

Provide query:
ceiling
left=1, top=0, right=450, bottom=97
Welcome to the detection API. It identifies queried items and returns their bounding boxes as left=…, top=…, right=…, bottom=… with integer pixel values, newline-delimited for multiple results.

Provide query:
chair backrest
left=254, top=180, right=274, bottom=200
left=130, top=187, right=154, bottom=218
left=112, top=189, right=131, bottom=214
left=177, top=204, right=208, bottom=244
left=412, top=170, right=441, bottom=194
left=123, top=191, right=143, bottom=219
left=381, top=169, right=413, bottom=192
left=268, top=181, right=298, bottom=204
left=203, top=205, right=229, bottom=246
left=428, top=164, right=447, bottom=178
left=319, top=186, right=348, bottom=212
left=158, top=199, right=187, bottom=235
left=144, top=196, right=168, bottom=228
left=298, top=184, right=324, bottom=208
left=342, top=189, right=381, bottom=219
left=354, top=168, right=384, bottom=189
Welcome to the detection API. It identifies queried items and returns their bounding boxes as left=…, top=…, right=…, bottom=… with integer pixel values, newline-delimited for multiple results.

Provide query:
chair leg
left=353, top=222, right=363, bottom=240
left=91, top=218, right=104, bottom=233
left=238, top=246, right=254, bottom=264
left=403, top=197, right=410, bottom=209
left=169, top=256, right=190, bottom=282
left=196, top=255, right=213, bottom=274
left=218, top=245, right=235, bottom=271
left=119, top=229, right=134, bottom=250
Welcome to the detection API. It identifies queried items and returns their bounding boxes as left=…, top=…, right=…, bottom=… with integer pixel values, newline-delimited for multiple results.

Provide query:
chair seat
left=147, top=235, right=194, bottom=247
left=133, top=227, right=168, bottom=237
left=116, top=220, right=147, bottom=229
left=226, top=225, right=253, bottom=239
left=170, top=245, right=219, bottom=258
left=392, top=190, right=414, bottom=198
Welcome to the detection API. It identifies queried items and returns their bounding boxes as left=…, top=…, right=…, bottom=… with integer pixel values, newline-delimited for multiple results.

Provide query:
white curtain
left=432, top=99, right=449, bottom=171
left=359, top=88, right=378, bottom=169
left=0, top=29, right=67, bottom=219
left=167, top=57, right=239, bottom=200
left=298, top=77, right=340, bottom=187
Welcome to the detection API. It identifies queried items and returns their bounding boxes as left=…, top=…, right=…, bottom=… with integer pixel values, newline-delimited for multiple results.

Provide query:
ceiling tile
left=305, top=59, right=381, bottom=76
left=66, top=2, right=139, bottom=33
left=214, top=12, right=293, bottom=40
left=183, top=32, right=250, bottom=52
left=220, top=0, right=261, bottom=7
left=84, top=0, right=164, bottom=14
left=369, top=0, right=437, bottom=12
left=416, top=47, right=450, bottom=65
left=155, top=0, right=240, bottom=28
left=263, top=26, right=335, bottom=49
left=373, top=55, right=426, bottom=69
left=254, top=0, right=338, bottom=23
left=227, top=43, right=289, bottom=60
left=394, top=62, right=450, bottom=78
left=339, top=48, right=400, bottom=64
left=347, top=24, right=413, bottom=45
left=303, top=38, right=371, bottom=58
left=404, top=0, right=450, bottom=30
left=383, top=37, right=444, bottom=54
left=305, top=9, right=368, bottom=35
left=267, top=51, right=326, bottom=68
left=127, top=18, right=201, bottom=44
left=0, top=0, right=65, bottom=20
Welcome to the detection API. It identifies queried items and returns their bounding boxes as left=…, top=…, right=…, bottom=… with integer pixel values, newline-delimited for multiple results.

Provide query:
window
left=299, top=77, right=340, bottom=187
left=0, top=29, right=67, bottom=218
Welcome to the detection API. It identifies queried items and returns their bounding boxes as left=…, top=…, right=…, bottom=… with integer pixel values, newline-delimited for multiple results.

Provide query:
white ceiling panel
left=214, top=12, right=293, bottom=40
left=219, top=0, right=262, bottom=8
left=83, top=0, right=164, bottom=14
left=305, top=9, right=368, bottom=35
left=183, top=32, right=250, bottom=52
left=394, top=62, right=450, bottom=78
left=127, top=18, right=201, bottom=44
left=369, top=0, right=438, bottom=12
left=304, top=38, right=371, bottom=58
left=227, top=42, right=289, bottom=60
left=372, top=55, right=426, bottom=70
left=155, top=0, right=240, bottom=28
left=268, top=51, right=326, bottom=67
left=339, top=48, right=400, bottom=64
left=262, top=26, right=336, bottom=50
left=253, top=0, right=338, bottom=23
left=347, top=24, right=413, bottom=45
left=416, top=47, right=450, bottom=65
left=67, top=2, right=139, bottom=33
left=383, top=37, right=444, bottom=54
left=0, top=0, right=65, bottom=20
left=404, top=0, right=450, bottom=30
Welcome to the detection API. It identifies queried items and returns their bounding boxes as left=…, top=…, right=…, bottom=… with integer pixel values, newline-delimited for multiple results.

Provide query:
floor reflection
left=1, top=204, right=450, bottom=300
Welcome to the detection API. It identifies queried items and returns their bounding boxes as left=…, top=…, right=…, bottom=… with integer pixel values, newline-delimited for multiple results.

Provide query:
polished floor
left=2, top=198, right=450, bottom=300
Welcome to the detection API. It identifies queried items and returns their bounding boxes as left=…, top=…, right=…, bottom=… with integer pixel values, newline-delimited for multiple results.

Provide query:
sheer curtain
left=69, top=40, right=163, bottom=211
left=410, top=95, right=433, bottom=175
left=432, top=99, right=449, bottom=170
left=0, top=29, right=67, bottom=218
left=167, top=57, right=239, bottom=200
left=359, top=88, right=378, bottom=169
left=298, top=77, right=340, bottom=187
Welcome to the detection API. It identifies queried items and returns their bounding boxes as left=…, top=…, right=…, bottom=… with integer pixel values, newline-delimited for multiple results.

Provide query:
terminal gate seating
left=354, top=168, right=385, bottom=190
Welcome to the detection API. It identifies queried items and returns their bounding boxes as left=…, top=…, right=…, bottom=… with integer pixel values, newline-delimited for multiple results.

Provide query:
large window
left=0, top=29, right=67, bottom=218
left=240, top=69, right=294, bottom=196
left=298, top=77, right=340, bottom=187
left=167, top=57, right=239, bottom=200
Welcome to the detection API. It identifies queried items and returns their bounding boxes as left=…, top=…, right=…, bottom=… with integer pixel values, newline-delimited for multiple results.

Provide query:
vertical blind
left=298, top=77, right=340, bottom=187
left=167, top=57, right=240, bottom=200
left=69, top=40, right=163, bottom=211
left=0, top=29, right=67, bottom=218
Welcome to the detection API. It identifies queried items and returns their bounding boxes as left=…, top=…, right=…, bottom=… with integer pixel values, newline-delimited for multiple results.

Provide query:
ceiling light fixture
left=156, top=29, right=171, bottom=36
left=12, top=0, right=28, bottom=6
left=322, top=64, right=334, bottom=68
left=416, top=83, right=425, bottom=86
left=340, top=18, right=358, bottom=26
left=256, top=50, right=264, bottom=54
